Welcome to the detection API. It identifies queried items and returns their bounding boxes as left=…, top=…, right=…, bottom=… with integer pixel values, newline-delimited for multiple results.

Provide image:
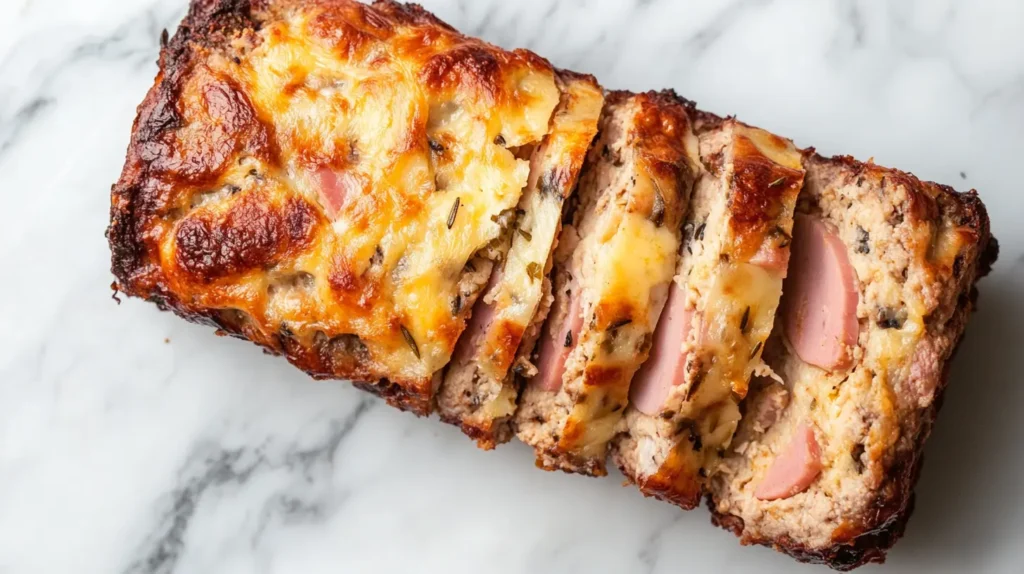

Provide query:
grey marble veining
left=1, top=1, right=1022, bottom=573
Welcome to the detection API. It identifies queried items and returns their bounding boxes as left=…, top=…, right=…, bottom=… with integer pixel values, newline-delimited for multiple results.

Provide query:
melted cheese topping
left=589, top=205, right=679, bottom=332
left=738, top=124, right=803, bottom=171
left=154, top=2, right=560, bottom=385
left=569, top=173, right=681, bottom=452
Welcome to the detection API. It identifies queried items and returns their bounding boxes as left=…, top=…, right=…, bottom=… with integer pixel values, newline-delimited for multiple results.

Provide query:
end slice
left=708, top=153, right=996, bottom=570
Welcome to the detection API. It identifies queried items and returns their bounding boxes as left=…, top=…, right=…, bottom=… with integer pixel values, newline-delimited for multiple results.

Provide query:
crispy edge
left=108, top=0, right=259, bottom=290
left=105, top=0, right=439, bottom=416
left=615, top=438, right=704, bottom=509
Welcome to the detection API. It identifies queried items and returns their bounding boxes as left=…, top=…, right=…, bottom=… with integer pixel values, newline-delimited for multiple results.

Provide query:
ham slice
left=754, top=423, right=823, bottom=501
left=781, top=215, right=859, bottom=371
left=749, top=242, right=791, bottom=277
left=451, top=267, right=501, bottom=366
left=532, top=283, right=584, bottom=392
left=628, top=281, right=694, bottom=415
left=316, top=168, right=360, bottom=217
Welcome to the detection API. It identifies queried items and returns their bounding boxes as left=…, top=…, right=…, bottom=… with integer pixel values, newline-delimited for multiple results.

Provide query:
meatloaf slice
left=610, top=113, right=805, bottom=508
left=708, top=153, right=997, bottom=570
left=514, top=91, right=700, bottom=475
left=436, top=71, right=603, bottom=449
left=107, top=0, right=571, bottom=415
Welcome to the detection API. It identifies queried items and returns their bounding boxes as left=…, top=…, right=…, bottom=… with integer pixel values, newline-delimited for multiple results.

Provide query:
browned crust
left=691, top=109, right=806, bottom=272
left=708, top=151, right=998, bottom=571
left=107, top=0, right=561, bottom=416
left=107, top=0, right=414, bottom=414
left=109, top=5, right=999, bottom=565
left=439, top=412, right=511, bottom=450
left=533, top=446, right=607, bottom=476
left=109, top=0, right=256, bottom=289
left=610, top=90, right=697, bottom=232
left=618, top=439, right=703, bottom=509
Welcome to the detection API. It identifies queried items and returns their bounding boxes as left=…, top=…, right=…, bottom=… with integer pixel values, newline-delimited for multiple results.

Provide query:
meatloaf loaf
left=707, top=152, right=996, bottom=570
left=108, top=0, right=591, bottom=415
left=107, top=1, right=998, bottom=569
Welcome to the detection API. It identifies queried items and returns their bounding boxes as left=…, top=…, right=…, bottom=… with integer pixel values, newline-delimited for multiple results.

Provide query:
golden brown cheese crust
left=108, top=0, right=565, bottom=415
left=692, top=111, right=806, bottom=285
left=709, top=152, right=997, bottom=571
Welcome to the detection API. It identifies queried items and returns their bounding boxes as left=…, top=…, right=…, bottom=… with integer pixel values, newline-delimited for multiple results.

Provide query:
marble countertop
left=1, top=0, right=1022, bottom=572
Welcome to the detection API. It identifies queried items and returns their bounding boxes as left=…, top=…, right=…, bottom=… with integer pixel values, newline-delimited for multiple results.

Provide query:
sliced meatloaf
left=107, top=0, right=580, bottom=415
left=708, top=153, right=997, bottom=570
left=611, top=113, right=805, bottom=508
left=514, top=91, right=700, bottom=475
left=437, top=71, right=603, bottom=449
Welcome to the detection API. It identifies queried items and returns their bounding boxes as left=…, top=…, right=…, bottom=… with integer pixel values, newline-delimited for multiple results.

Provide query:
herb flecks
left=609, top=318, right=632, bottom=331
left=768, top=176, right=786, bottom=188
left=740, top=306, right=750, bottom=334
left=695, top=222, right=706, bottom=241
left=517, top=228, right=533, bottom=242
left=775, top=226, right=792, bottom=248
left=526, top=262, right=542, bottom=282
left=400, top=325, right=420, bottom=359
left=749, top=340, right=763, bottom=358
left=855, top=226, right=870, bottom=254
left=447, top=197, right=460, bottom=229
left=650, top=181, right=666, bottom=227
left=564, top=330, right=573, bottom=348
left=875, top=307, right=905, bottom=330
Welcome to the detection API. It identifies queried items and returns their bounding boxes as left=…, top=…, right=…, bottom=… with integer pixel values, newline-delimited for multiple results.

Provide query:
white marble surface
left=1, top=0, right=1022, bottom=572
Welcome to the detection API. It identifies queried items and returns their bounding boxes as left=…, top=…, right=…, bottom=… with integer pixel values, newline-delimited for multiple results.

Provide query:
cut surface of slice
left=612, top=113, right=805, bottom=508
left=437, top=72, right=603, bottom=447
left=514, top=90, right=700, bottom=475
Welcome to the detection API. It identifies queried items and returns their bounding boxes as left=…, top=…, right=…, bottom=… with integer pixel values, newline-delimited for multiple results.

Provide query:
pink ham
left=754, top=423, right=823, bottom=501
left=628, top=281, right=694, bottom=415
left=316, top=168, right=360, bottom=217
left=781, top=215, right=859, bottom=371
left=451, top=268, right=502, bottom=366
left=749, top=242, right=791, bottom=277
left=532, top=283, right=584, bottom=392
